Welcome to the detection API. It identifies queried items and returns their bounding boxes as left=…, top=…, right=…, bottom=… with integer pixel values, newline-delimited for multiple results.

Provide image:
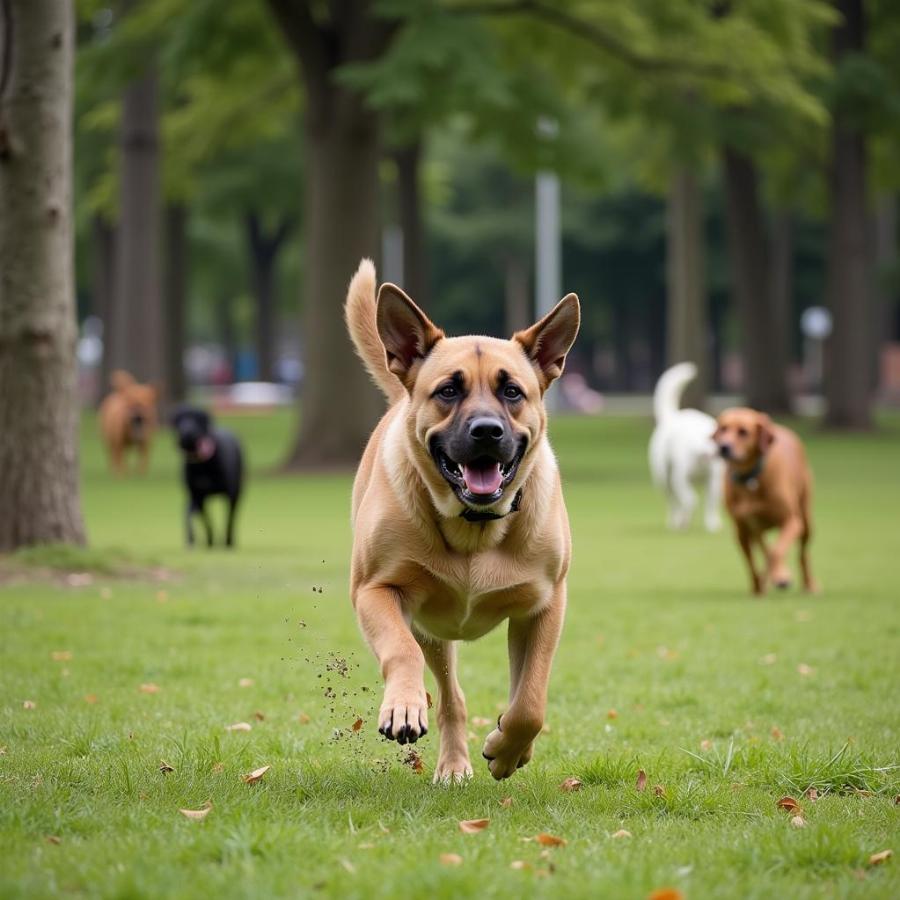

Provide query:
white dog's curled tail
left=653, top=361, right=698, bottom=424
left=344, top=259, right=406, bottom=405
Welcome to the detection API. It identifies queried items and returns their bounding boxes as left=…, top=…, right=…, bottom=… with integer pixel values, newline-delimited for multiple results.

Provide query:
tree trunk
left=824, top=0, right=872, bottom=429
left=666, top=167, right=708, bottom=409
left=871, top=194, right=896, bottom=392
left=265, top=0, right=393, bottom=468
left=503, top=255, right=530, bottom=335
left=722, top=147, right=791, bottom=413
left=393, top=140, right=429, bottom=306
left=246, top=211, right=292, bottom=383
left=770, top=210, right=793, bottom=388
left=217, top=294, right=238, bottom=380
left=164, top=203, right=187, bottom=403
left=0, top=0, right=86, bottom=549
left=111, top=65, right=164, bottom=389
left=91, top=213, right=116, bottom=402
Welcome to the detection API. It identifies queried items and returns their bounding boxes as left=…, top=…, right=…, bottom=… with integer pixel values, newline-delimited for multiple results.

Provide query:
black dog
left=171, top=406, right=244, bottom=548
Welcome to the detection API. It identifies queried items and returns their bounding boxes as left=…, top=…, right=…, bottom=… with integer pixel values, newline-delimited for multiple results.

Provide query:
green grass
left=1, top=411, right=898, bottom=899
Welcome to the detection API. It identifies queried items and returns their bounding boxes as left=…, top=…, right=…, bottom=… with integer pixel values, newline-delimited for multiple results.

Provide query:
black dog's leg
left=200, top=502, right=214, bottom=547
left=186, top=500, right=196, bottom=547
left=225, top=494, right=239, bottom=549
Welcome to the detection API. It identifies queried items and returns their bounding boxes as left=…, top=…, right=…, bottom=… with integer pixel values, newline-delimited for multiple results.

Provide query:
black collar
left=731, top=455, right=765, bottom=489
left=460, top=489, right=523, bottom=523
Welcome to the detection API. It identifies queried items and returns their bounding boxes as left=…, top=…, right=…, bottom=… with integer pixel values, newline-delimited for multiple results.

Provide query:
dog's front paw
left=378, top=686, right=429, bottom=745
left=433, top=753, right=473, bottom=785
left=481, top=715, right=540, bottom=780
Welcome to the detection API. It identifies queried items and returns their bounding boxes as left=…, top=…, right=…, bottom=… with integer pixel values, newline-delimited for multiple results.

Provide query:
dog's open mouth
left=432, top=440, right=525, bottom=507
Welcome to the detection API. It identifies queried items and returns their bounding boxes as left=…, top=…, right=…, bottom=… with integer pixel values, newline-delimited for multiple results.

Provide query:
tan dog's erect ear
left=514, top=293, right=580, bottom=388
left=376, top=284, right=444, bottom=389
left=757, top=413, right=775, bottom=453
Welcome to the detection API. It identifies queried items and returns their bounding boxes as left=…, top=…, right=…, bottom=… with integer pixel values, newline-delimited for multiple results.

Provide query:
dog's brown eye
left=738, top=427, right=749, bottom=438
left=502, top=384, right=523, bottom=401
left=436, top=384, right=459, bottom=401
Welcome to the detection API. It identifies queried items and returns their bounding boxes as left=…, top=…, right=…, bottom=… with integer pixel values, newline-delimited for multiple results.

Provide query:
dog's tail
left=344, top=259, right=405, bottom=404
left=110, top=370, right=136, bottom=391
left=653, top=362, right=697, bottom=423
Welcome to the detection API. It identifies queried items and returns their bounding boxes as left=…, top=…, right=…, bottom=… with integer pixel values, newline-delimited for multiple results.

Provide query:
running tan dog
left=345, top=259, right=579, bottom=782
left=98, top=370, right=159, bottom=475
left=713, top=408, right=818, bottom=595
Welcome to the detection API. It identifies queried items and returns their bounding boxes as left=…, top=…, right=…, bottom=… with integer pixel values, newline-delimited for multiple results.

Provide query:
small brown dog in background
left=98, top=370, right=159, bottom=475
left=714, top=408, right=818, bottom=596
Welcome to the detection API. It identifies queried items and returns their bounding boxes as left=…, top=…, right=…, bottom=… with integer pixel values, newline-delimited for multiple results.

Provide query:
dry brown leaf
left=139, top=683, right=160, bottom=694
left=241, top=765, right=271, bottom=784
left=654, top=784, right=667, bottom=797
left=894, top=795, right=900, bottom=805
left=426, top=691, right=433, bottom=709
left=51, top=651, right=72, bottom=661
left=797, top=663, right=814, bottom=676
left=298, top=712, right=311, bottom=725
left=159, top=761, right=175, bottom=774
left=510, top=860, right=531, bottom=871
left=636, top=769, right=648, bottom=792
left=777, top=796, right=802, bottom=814
left=459, top=818, right=490, bottom=834
left=611, top=829, right=632, bottom=839
left=238, top=678, right=254, bottom=688
left=225, top=722, right=252, bottom=732
left=499, top=796, right=513, bottom=809
left=559, top=777, right=583, bottom=792
left=868, top=849, right=893, bottom=866
left=852, top=788, right=875, bottom=797
left=472, top=717, right=492, bottom=727
left=790, top=815, right=806, bottom=828
left=806, top=787, right=818, bottom=802
left=352, top=717, right=364, bottom=732
left=402, top=748, right=424, bottom=773
left=83, top=694, right=98, bottom=704
left=771, top=726, right=784, bottom=741
left=253, top=711, right=266, bottom=721
left=439, top=853, right=463, bottom=866
left=700, top=739, right=712, bottom=751
left=535, top=833, right=567, bottom=847
left=647, top=889, right=684, bottom=900
left=23, top=700, right=36, bottom=710
left=607, top=708, right=618, bottom=719
left=179, top=802, right=211, bottom=821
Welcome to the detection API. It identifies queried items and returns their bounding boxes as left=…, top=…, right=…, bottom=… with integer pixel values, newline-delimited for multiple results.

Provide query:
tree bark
left=722, top=147, right=791, bottom=413
left=770, top=210, right=793, bottom=389
left=393, top=140, right=429, bottom=306
left=824, top=0, right=872, bottom=429
left=164, top=203, right=187, bottom=403
left=0, top=0, right=86, bottom=549
left=666, top=167, right=708, bottom=409
left=246, top=211, right=292, bottom=383
left=91, top=213, right=116, bottom=402
left=111, top=64, right=164, bottom=390
left=871, top=194, right=895, bottom=392
left=265, top=0, right=393, bottom=468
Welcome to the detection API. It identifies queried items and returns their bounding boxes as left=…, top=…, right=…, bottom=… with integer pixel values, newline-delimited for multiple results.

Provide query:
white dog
left=648, top=362, right=724, bottom=532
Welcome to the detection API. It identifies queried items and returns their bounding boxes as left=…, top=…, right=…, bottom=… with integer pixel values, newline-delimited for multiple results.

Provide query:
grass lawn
left=1, top=411, right=898, bottom=899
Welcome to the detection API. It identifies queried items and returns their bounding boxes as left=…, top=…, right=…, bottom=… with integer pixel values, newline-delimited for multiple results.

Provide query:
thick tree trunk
left=0, top=0, right=86, bottom=549
left=666, top=167, right=708, bottom=409
left=872, top=194, right=897, bottom=390
left=265, top=0, right=392, bottom=468
left=824, top=0, right=872, bottom=429
left=164, top=203, right=187, bottom=403
left=217, top=294, right=238, bottom=380
left=111, top=66, right=164, bottom=389
left=722, top=147, right=791, bottom=413
left=91, top=213, right=116, bottom=402
left=393, top=140, right=429, bottom=306
left=503, top=255, right=530, bottom=335
left=770, top=210, right=793, bottom=387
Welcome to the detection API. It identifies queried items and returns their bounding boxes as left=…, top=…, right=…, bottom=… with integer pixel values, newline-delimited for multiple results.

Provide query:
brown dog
left=345, top=259, right=579, bottom=782
left=713, top=408, right=818, bottom=595
left=98, top=370, right=158, bottom=475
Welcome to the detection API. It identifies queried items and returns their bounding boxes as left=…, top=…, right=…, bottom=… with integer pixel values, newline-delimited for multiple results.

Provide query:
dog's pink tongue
left=462, top=462, right=503, bottom=496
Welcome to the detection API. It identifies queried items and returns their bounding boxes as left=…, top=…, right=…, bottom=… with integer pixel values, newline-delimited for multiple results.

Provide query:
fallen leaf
left=211, top=762, right=224, bottom=773
left=253, top=711, right=265, bottom=721
left=402, top=748, right=424, bottom=773
left=23, top=700, right=36, bottom=710
left=83, top=694, right=98, bottom=704
left=238, top=678, right=254, bottom=688
left=777, top=796, right=802, bottom=814
left=439, top=853, right=463, bottom=866
left=790, top=815, right=806, bottom=828
left=45, top=835, right=62, bottom=845
left=139, top=683, right=160, bottom=694
left=647, top=889, right=684, bottom=900
left=636, top=769, right=648, bottom=792
left=0, top=747, right=6, bottom=755
left=797, top=663, right=814, bottom=676
left=700, top=739, right=712, bottom=751
left=179, top=802, right=211, bottom=821
left=806, top=787, right=818, bottom=802
left=352, top=717, right=364, bottom=732
left=472, top=717, right=492, bottom=727
left=225, top=722, right=252, bottom=732
left=611, top=829, right=632, bottom=839
left=51, top=651, right=72, bottom=661
left=159, top=761, right=175, bottom=774
left=535, top=833, right=567, bottom=847
left=654, top=784, right=667, bottom=797
left=426, top=691, right=433, bottom=709
left=771, top=726, right=784, bottom=741
left=607, top=708, right=619, bottom=719
left=459, top=818, right=490, bottom=834
left=297, top=712, right=311, bottom=725
left=499, top=797, right=513, bottom=809
left=510, top=860, right=531, bottom=871
left=560, top=777, right=583, bottom=792
left=241, top=765, right=271, bottom=784
left=894, top=795, right=900, bottom=805
left=868, top=849, right=892, bottom=866
left=852, top=788, right=874, bottom=797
